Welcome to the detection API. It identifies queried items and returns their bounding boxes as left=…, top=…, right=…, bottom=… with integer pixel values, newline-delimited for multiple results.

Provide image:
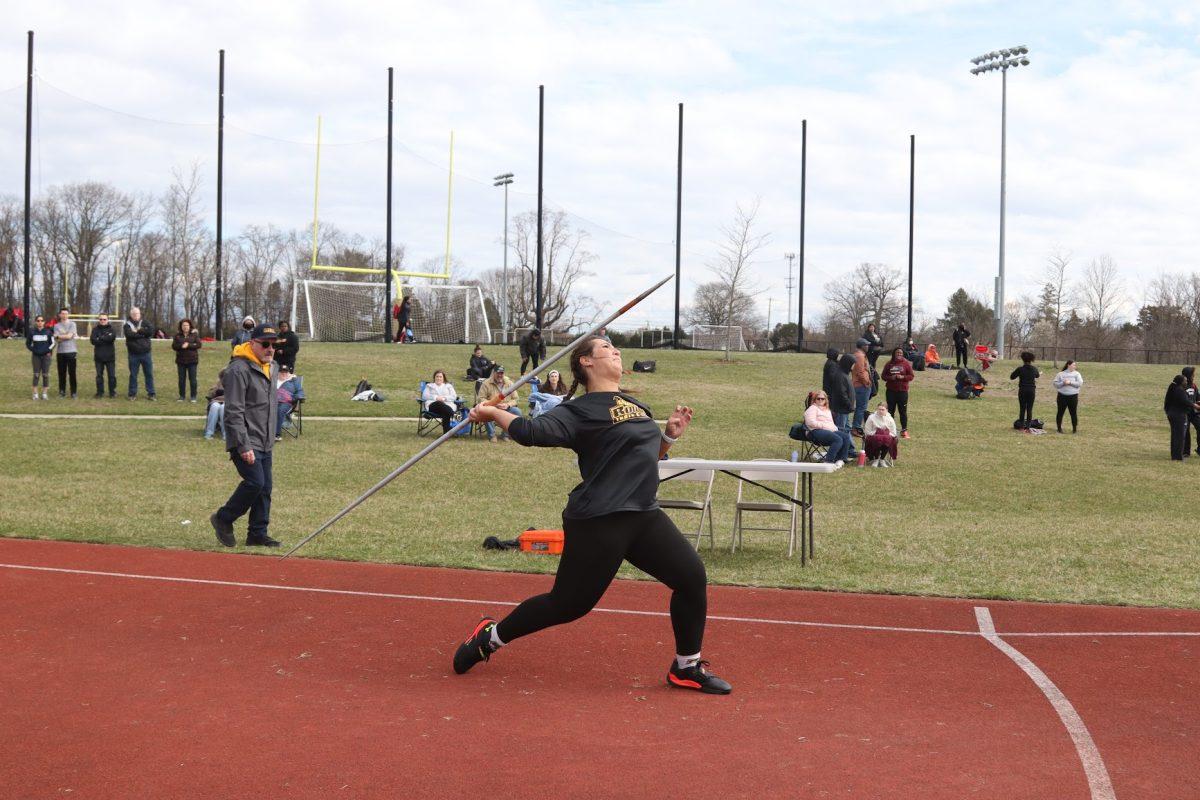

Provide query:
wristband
left=661, top=430, right=678, bottom=444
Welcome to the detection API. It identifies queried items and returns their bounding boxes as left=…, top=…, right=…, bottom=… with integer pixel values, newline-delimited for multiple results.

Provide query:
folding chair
left=731, top=460, right=800, bottom=557
left=416, top=381, right=442, bottom=437
left=657, top=461, right=716, bottom=550
left=280, top=376, right=305, bottom=439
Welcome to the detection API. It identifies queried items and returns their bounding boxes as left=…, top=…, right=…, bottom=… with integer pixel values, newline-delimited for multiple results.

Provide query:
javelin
left=280, top=272, right=675, bottom=559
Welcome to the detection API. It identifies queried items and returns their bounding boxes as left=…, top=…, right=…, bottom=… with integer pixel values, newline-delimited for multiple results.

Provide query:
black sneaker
left=453, top=617, right=498, bottom=675
left=667, top=660, right=732, bottom=695
left=210, top=513, right=235, bottom=547
left=245, top=533, right=282, bottom=548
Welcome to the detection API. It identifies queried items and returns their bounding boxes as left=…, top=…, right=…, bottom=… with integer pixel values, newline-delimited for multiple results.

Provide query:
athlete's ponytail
left=565, top=335, right=604, bottom=400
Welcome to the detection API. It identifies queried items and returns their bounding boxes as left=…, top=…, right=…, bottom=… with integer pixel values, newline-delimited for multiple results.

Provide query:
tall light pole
left=493, top=173, right=514, bottom=340
left=971, top=45, right=1030, bottom=359
left=783, top=252, right=796, bottom=329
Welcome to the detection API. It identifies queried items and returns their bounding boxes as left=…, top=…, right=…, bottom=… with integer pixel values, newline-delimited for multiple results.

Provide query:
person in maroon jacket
left=882, top=346, right=915, bottom=439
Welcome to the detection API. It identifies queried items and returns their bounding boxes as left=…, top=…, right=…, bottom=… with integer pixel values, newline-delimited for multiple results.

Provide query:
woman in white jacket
left=863, top=403, right=899, bottom=467
left=1052, top=360, right=1083, bottom=433
left=422, top=370, right=460, bottom=433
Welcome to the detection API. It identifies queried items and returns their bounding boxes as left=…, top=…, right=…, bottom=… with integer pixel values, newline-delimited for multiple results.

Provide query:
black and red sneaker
left=453, top=617, right=498, bottom=675
left=667, top=660, right=732, bottom=695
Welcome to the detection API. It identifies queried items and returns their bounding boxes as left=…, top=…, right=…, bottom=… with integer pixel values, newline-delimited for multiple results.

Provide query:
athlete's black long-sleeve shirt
left=508, top=391, right=661, bottom=519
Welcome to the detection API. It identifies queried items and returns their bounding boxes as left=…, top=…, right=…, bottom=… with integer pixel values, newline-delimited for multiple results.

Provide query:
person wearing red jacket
left=882, top=346, right=914, bottom=439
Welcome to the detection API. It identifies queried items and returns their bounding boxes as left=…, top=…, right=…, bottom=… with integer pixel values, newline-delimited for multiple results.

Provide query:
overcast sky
left=3, top=1, right=1200, bottom=332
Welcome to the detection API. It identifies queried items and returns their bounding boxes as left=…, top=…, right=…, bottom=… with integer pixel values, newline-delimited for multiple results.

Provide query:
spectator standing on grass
left=210, top=323, right=282, bottom=548
left=422, top=369, right=459, bottom=435
left=89, top=313, right=117, bottom=398
left=882, top=346, right=915, bottom=439
left=1180, top=367, right=1199, bottom=458
left=275, top=320, right=300, bottom=372
left=393, top=296, right=411, bottom=344
left=172, top=319, right=202, bottom=403
left=520, top=328, right=547, bottom=373
left=830, top=354, right=860, bottom=460
left=863, top=403, right=899, bottom=467
left=477, top=365, right=522, bottom=442
left=467, top=345, right=494, bottom=381
left=862, top=322, right=884, bottom=369
left=851, top=343, right=871, bottom=435
left=230, top=316, right=255, bottom=348
left=1164, top=375, right=1193, bottom=462
left=53, top=308, right=79, bottom=399
left=125, top=306, right=156, bottom=400
left=803, top=391, right=853, bottom=465
left=952, top=323, right=971, bottom=368
left=1052, top=360, right=1084, bottom=434
left=821, top=347, right=840, bottom=400
left=25, top=313, right=53, bottom=400
left=204, top=369, right=226, bottom=440
left=1010, top=351, right=1040, bottom=430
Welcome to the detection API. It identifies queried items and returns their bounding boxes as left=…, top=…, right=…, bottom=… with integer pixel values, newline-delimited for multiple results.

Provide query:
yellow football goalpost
left=308, top=116, right=453, bottom=289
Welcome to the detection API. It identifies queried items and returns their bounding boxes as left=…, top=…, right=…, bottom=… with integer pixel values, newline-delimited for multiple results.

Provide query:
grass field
left=1, top=336, right=1193, bottom=608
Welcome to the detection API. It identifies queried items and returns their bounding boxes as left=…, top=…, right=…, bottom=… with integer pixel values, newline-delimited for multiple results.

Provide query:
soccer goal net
left=688, top=324, right=748, bottom=351
left=293, top=281, right=491, bottom=343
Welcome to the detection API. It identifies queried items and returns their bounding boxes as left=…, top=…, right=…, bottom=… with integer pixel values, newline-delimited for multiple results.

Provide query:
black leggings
left=520, top=354, right=541, bottom=373
left=885, top=388, right=908, bottom=431
left=177, top=363, right=198, bottom=400
left=1056, top=393, right=1078, bottom=431
left=427, top=400, right=456, bottom=433
left=955, top=345, right=969, bottom=367
left=496, top=509, right=708, bottom=655
left=1018, top=388, right=1036, bottom=425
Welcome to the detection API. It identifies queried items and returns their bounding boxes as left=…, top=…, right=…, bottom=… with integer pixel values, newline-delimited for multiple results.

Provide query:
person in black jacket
left=1181, top=367, right=1198, bottom=457
left=1009, top=351, right=1040, bottom=429
left=830, top=354, right=859, bottom=458
left=274, top=320, right=300, bottom=371
left=124, top=307, right=156, bottom=400
left=25, top=314, right=54, bottom=400
left=466, top=345, right=494, bottom=380
left=89, top=313, right=117, bottom=398
left=172, top=319, right=202, bottom=403
left=821, top=347, right=840, bottom=399
left=952, top=323, right=971, bottom=368
left=862, top=323, right=884, bottom=369
left=519, top=328, right=547, bottom=373
left=455, top=334, right=730, bottom=694
left=1165, top=374, right=1195, bottom=461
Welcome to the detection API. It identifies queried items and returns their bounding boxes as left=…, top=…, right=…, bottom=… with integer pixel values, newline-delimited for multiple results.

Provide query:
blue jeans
left=528, top=392, right=563, bottom=417
left=277, top=402, right=293, bottom=432
left=205, top=401, right=224, bottom=438
left=217, top=449, right=272, bottom=538
left=808, top=428, right=853, bottom=463
left=485, top=406, right=522, bottom=438
left=853, top=386, right=870, bottom=430
left=128, top=352, right=155, bottom=397
left=832, top=412, right=858, bottom=456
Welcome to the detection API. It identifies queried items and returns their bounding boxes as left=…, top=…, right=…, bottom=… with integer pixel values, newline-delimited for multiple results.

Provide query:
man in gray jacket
left=211, top=323, right=282, bottom=548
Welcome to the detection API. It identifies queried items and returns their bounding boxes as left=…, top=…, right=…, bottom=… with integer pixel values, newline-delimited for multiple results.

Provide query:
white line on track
left=1, top=562, right=1198, bottom=639
left=976, top=607, right=1117, bottom=800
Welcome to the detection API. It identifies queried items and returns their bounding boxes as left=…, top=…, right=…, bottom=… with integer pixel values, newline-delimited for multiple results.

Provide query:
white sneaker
left=32, top=391, right=38, bottom=400
left=40, top=390, right=48, bottom=400
left=834, top=460, right=845, bottom=468
left=882, top=459, right=893, bottom=468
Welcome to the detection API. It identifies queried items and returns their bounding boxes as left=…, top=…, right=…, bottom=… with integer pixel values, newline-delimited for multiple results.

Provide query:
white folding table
left=658, top=458, right=841, bottom=565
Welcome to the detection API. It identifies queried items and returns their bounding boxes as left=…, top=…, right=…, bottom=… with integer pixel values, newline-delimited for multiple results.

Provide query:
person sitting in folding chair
left=275, top=365, right=306, bottom=439
left=421, top=369, right=460, bottom=435
left=862, top=403, right=899, bottom=468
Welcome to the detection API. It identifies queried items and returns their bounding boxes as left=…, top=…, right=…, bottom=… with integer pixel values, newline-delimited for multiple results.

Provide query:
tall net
left=296, top=280, right=489, bottom=343
left=688, top=324, right=747, bottom=351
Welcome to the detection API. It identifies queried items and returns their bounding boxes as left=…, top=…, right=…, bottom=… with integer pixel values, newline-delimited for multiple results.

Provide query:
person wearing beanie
left=1164, top=374, right=1194, bottom=461
left=1009, top=351, right=1041, bottom=430
left=230, top=316, right=256, bottom=348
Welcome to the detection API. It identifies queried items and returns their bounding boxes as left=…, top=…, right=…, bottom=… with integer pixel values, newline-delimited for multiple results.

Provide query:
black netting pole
left=385, top=67, right=394, bottom=343
left=215, top=49, right=225, bottom=340
left=23, top=31, right=33, bottom=324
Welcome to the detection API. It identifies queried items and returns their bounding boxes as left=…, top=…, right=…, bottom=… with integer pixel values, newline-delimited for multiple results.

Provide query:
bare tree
left=824, top=263, right=906, bottom=343
left=492, top=209, right=600, bottom=332
left=684, top=281, right=761, bottom=330
left=709, top=200, right=769, bottom=360
left=1038, top=249, right=1073, bottom=366
left=1078, top=254, right=1123, bottom=348
left=0, top=197, right=21, bottom=306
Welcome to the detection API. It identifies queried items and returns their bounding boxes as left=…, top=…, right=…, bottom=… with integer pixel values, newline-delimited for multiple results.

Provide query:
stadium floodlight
left=970, top=45, right=1032, bottom=360
left=493, top=172, right=515, bottom=336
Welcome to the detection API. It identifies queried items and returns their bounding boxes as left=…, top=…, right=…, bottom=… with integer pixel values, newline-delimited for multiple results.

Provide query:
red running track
left=0, top=538, right=1197, bottom=799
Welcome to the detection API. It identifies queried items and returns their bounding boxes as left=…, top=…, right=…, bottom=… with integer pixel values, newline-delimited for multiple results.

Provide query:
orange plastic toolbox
left=518, top=529, right=564, bottom=555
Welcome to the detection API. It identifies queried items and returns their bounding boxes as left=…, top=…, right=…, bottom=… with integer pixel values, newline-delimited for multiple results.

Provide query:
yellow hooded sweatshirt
left=232, top=342, right=272, bottom=379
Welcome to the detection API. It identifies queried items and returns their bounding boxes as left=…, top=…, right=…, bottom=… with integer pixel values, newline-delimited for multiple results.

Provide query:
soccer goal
left=688, top=324, right=748, bottom=351
left=293, top=280, right=491, bottom=344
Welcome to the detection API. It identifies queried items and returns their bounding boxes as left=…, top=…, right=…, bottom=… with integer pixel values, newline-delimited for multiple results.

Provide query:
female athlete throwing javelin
left=453, top=335, right=731, bottom=694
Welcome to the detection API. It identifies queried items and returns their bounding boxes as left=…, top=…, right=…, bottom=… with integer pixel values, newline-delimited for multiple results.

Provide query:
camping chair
left=280, top=376, right=305, bottom=439
left=794, top=392, right=830, bottom=463
left=731, top=460, right=800, bottom=557
left=418, top=381, right=471, bottom=438
left=974, top=344, right=995, bottom=371
left=657, top=461, right=716, bottom=550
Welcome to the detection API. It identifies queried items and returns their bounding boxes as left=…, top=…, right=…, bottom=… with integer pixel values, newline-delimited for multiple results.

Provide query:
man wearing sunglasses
left=211, top=323, right=283, bottom=548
